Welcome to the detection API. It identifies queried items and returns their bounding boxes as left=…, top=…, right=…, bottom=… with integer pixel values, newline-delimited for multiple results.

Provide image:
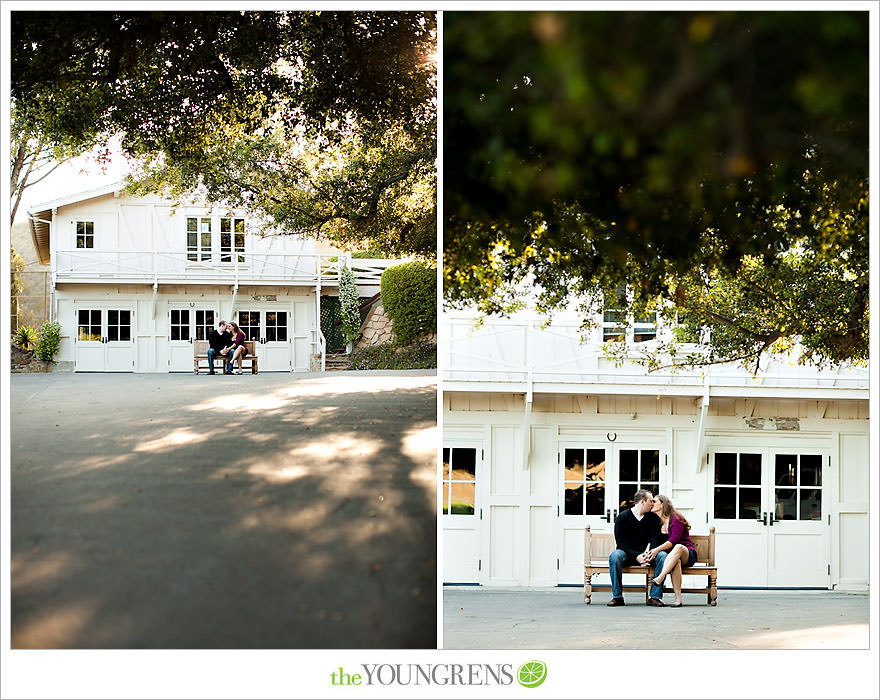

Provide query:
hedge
left=380, top=260, right=437, bottom=346
left=347, top=341, right=437, bottom=370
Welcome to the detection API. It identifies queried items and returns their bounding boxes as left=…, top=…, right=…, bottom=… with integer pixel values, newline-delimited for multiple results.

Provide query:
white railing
left=52, top=250, right=398, bottom=285
left=441, top=318, right=869, bottom=392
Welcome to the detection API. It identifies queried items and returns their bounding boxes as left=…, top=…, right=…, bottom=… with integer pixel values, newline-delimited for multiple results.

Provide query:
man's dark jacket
left=208, top=329, right=232, bottom=353
left=613, top=509, right=663, bottom=560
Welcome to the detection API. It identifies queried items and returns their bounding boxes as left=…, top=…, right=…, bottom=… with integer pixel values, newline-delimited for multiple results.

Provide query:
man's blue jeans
left=609, top=549, right=667, bottom=599
left=207, top=348, right=219, bottom=373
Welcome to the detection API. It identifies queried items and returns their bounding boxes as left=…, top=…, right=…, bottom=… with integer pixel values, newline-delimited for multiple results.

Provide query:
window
left=617, top=449, right=660, bottom=509
left=187, top=217, right=212, bottom=261
left=170, top=309, right=191, bottom=341
left=602, top=285, right=657, bottom=342
left=77, top=309, right=101, bottom=341
left=602, top=286, right=627, bottom=341
left=714, top=452, right=762, bottom=519
left=106, top=310, right=131, bottom=342
left=221, top=217, right=246, bottom=262
left=774, top=454, right=822, bottom=521
left=563, top=448, right=606, bottom=515
left=237, top=311, right=260, bottom=343
left=265, top=311, right=287, bottom=342
left=76, top=221, right=94, bottom=248
left=194, top=310, right=216, bottom=341
left=442, top=447, right=476, bottom=515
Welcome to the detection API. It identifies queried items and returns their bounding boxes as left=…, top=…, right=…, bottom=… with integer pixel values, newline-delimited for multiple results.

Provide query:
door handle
left=768, top=512, right=775, bottom=527
left=758, top=511, right=768, bottom=526
left=605, top=509, right=611, bottom=523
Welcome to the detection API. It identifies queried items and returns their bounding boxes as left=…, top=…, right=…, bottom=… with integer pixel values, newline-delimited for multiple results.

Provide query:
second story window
left=187, top=217, right=212, bottom=261
left=602, top=285, right=658, bottom=343
left=76, top=221, right=94, bottom=248
left=602, top=285, right=627, bottom=341
left=220, top=217, right=245, bottom=263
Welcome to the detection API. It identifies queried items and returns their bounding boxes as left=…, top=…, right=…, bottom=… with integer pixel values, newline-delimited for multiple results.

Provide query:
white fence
left=441, top=317, right=869, bottom=392
left=53, top=250, right=397, bottom=285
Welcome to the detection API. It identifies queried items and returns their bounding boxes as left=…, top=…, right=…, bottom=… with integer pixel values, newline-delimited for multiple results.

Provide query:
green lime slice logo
left=517, top=660, right=547, bottom=688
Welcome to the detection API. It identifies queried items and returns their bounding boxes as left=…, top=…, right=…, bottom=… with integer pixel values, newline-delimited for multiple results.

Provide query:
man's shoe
left=606, top=598, right=625, bottom=607
left=646, top=597, right=666, bottom=607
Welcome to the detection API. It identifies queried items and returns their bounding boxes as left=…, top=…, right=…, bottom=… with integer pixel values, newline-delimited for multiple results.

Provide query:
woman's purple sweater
left=667, top=514, right=696, bottom=552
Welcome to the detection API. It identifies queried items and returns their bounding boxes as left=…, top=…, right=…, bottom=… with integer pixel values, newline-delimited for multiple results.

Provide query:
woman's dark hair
left=656, top=494, right=690, bottom=530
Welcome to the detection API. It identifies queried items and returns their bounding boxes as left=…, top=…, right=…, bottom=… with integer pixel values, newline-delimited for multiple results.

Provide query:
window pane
left=619, top=449, right=637, bottom=482
left=451, top=447, right=476, bottom=480
left=775, top=489, right=797, bottom=520
left=739, top=487, right=761, bottom=520
left=800, top=455, right=822, bottom=487
left=586, top=449, right=605, bottom=482
left=78, top=310, right=89, bottom=324
left=442, top=483, right=449, bottom=515
left=714, top=487, right=736, bottom=519
left=584, top=482, right=604, bottom=515
left=91, top=310, right=101, bottom=325
left=221, top=218, right=231, bottom=232
left=618, top=485, right=632, bottom=511
left=799, top=489, right=822, bottom=521
left=108, top=310, right=118, bottom=325
left=564, top=448, right=585, bottom=483
left=119, top=326, right=131, bottom=342
left=740, top=454, right=762, bottom=485
left=775, top=454, right=797, bottom=486
left=235, top=218, right=245, bottom=233
left=187, top=217, right=197, bottom=232
left=442, top=447, right=450, bottom=470
left=108, top=325, right=119, bottom=341
left=450, top=483, right=475, bottom=515
left=640, top=450, right=659, bottom=482
left=171, top=310, right=180, bottom=324
left=564, top=483, right=584, bottom=515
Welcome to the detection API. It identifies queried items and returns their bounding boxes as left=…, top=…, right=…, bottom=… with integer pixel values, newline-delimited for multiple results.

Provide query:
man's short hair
left=633, top=488, right=653, bottom=504
left=219, top=320, right=227, bottom=326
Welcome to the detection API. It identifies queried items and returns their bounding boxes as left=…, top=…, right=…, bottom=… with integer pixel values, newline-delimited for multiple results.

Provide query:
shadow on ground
left=11, top=373, right=437, bottom=649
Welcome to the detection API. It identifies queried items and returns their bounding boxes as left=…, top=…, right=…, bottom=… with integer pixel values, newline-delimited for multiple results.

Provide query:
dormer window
left=602, top=285, right=657, bottom=343
left=187, top=217, right=212, bottom=261
left=76, top=221, right=94, bottom=248
left=220, top=217, right=245, bottom=263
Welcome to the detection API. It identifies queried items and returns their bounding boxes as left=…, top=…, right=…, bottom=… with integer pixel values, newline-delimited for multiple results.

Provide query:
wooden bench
left=193, top=340, right=258, bottom=374
left=583, top=525, right=718, bottom=605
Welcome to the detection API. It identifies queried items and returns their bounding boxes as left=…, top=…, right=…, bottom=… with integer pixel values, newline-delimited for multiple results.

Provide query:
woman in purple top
left=225, top=321, right=248, bottom=375
left=645, top=494, right=698, bottom=607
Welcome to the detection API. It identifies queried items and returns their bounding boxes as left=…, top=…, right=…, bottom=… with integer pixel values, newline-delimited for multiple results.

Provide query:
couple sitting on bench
left=207, top=320, right=249, bottom=374
left=607, top=489, right=697, bottom=608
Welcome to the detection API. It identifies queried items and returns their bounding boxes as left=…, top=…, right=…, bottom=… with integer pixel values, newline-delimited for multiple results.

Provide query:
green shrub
left=338, top=265, right=361, bottom=345
left=347, top=341, right=437, bottom=370
left=13, top=326, right=38, bottom=350
left=35, top=321, right=61, bottom=362
left=380, top=260, right=436, bottom=346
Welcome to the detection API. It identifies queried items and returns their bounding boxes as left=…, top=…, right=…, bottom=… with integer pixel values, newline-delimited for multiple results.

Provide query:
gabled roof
left=27, top=182, right=125, bottom=264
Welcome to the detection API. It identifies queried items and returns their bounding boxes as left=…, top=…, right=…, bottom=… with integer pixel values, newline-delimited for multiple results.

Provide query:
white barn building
left=441, top=309, right=869, bottom=591
left=27, top=185, right=396, bottom=373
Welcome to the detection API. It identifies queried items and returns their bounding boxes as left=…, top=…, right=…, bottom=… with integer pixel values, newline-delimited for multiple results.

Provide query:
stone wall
left=10, top=344, right=51, bottom=373
left=355, top=301, right=395, bottom=349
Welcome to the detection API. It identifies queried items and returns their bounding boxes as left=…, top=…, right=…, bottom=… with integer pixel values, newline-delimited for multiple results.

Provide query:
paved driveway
left=10, top=371, right=437, bottom=649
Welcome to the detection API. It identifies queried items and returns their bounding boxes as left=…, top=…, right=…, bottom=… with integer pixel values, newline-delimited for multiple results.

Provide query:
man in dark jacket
left=207, top=321, right=232, bottom=374
left=606, top=489, right=668, bottom=607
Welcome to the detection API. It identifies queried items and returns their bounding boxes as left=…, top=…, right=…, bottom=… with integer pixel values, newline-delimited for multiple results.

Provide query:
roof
left=27, top=182, right=125, bottom=264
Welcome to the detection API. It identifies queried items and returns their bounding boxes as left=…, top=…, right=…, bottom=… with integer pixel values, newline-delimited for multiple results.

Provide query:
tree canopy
left=444, top=11, right=868, bottom=369
left=11, top=10, right=436, bottom=256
